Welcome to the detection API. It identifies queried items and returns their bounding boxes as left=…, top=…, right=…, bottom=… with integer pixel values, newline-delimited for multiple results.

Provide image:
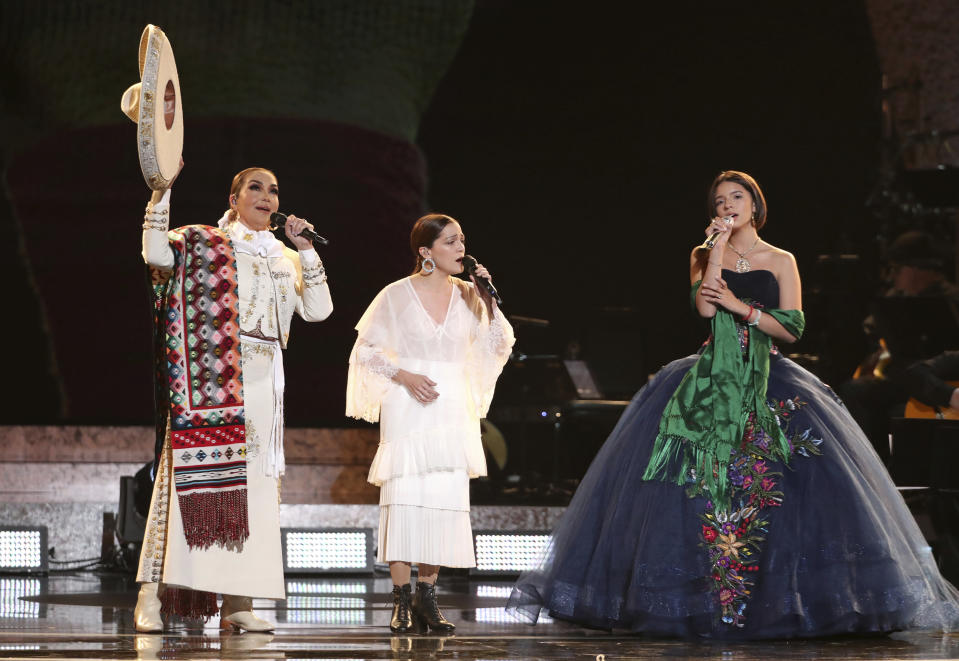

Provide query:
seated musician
left=838, top=230, right=958, bottom=463
left=902, top=351, right=959, bottom=416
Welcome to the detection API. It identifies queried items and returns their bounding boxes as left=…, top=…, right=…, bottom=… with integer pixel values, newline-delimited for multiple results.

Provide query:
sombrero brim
left=123, top=25, right=184, bottom=191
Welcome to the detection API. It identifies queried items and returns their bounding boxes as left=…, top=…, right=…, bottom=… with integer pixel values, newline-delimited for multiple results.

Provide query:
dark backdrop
left=420, top=1, right=881, bottom=391
left=0, top=0, right=881, bottom=426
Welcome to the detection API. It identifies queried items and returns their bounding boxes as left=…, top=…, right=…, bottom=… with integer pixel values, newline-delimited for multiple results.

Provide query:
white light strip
left=0, top=578, right=41, bottom=618
left=476, top=584, right=514, bottom=598
left=474, top=533, right=551, bottom=572
left=473, top=606, right=553, bottom=624
left=281, top=595, right=369, bottom=624
left=285, top=531, right=369, bottom=570
left=285, top=581, right=369, bottom=594
left=285, top=596, right=366, bottom=610
left=0, top=531, right=43, bottom=570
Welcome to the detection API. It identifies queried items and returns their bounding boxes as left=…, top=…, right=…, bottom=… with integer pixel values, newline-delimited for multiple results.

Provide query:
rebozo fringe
left=178, top=489, right=249, bottom=550
left=160, top=586, right=219, bottom=620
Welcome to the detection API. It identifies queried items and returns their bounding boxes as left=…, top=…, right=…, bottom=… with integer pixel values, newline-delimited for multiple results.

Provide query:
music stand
left=563, top=360, right=602, bottom=399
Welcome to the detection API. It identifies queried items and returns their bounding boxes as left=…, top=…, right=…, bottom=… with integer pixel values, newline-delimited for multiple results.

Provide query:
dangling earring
left=751, top=207, right=757, bottom=226
left=421, top=257, right=436, bottom=274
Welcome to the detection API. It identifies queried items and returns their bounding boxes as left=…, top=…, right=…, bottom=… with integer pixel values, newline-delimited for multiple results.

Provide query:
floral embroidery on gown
left=507, top=269, right=959, bottom=639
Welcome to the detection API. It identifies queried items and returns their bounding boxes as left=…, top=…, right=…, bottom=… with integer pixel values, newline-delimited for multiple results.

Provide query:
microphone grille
left=269, top=212, right=286, bottom=226
left=461, top=254, right=477, bottom=270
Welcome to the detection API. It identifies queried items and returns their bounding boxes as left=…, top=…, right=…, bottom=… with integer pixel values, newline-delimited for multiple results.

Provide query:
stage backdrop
left=1, top=1, right=882, bottom=426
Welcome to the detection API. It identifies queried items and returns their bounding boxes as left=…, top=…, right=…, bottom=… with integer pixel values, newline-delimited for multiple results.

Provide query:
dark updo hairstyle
left=706, top=170, right=768, bottom=230
left=410, top=213, right=456, bottom=274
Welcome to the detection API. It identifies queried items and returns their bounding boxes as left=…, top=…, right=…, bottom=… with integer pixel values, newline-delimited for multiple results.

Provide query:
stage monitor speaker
left=116, top=462, right=152, bottom=544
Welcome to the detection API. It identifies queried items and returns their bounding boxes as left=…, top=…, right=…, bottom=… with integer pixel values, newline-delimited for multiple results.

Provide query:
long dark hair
left=410, top=213, right=456, bottom=274
left=706, top=170, right=768, bottom=230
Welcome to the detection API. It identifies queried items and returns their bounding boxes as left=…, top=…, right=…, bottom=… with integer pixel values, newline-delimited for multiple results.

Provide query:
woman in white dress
left=347, top=213, right=514, bottom=633
left=134, top=166, right=333, bottom=632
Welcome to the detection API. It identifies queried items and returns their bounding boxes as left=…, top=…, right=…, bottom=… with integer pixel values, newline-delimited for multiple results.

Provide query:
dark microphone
left=270, top=212, right=329, bottom=246
left=699, top=216, right=733, bottom=250
left=461, top=254, right=503, bottom=306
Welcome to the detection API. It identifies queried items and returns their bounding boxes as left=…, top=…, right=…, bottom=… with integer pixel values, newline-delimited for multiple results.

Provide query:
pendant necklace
left=728, top=236, right=760, bottom=273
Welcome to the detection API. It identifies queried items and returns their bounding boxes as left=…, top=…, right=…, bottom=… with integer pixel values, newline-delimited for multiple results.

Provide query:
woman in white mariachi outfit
left=347, top=214, right=514, bottom=633
left=134, top=165, right=333, bottom=632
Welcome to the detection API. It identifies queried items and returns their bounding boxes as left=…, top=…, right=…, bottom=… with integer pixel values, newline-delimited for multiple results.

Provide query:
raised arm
left=141, top=161, right=183, bottom=270
left=142, top=188, right=174, bottom=269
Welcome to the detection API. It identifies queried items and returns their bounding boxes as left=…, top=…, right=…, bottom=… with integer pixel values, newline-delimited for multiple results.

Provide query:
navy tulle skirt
left=507, top=352, right=959, bottom=639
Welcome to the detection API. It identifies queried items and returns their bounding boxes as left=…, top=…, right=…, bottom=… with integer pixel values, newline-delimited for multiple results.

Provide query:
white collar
left=217, top=212, right=284, bottom=258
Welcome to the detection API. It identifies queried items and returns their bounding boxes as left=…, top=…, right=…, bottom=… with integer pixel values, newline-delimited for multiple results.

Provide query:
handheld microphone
left=270, top=212, right=329, bottom=246
left=699, top=216, right=733, bottom=250
left=461, top=254, right=503, bottom=306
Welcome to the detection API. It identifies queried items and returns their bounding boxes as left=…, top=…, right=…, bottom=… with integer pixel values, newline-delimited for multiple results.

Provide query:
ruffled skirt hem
left=367, top=425, right=487, bottom=486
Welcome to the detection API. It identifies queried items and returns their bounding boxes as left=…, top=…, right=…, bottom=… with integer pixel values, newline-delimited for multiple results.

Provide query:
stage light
left=475, top=583, right=514, bottom=598
left=0, top=577, right=44, bottom=618
left=471, top=530, right=551, bottom=575
left=0, top=527, right=47, bottom=574
left=286, top=580, right=369, bottom=595
left=281, top=528, right=374, bottom=575
left=281, top=595, right=368, bottom=624
left=473, top=606, right=553, bottom=624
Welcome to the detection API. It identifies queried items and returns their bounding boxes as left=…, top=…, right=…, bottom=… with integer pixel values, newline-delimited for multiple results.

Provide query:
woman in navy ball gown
left=507, top=171, right=959, bottom=638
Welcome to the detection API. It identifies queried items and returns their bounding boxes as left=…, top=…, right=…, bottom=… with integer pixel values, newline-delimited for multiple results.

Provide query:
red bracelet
left=742, top=307, right=754, bottom=323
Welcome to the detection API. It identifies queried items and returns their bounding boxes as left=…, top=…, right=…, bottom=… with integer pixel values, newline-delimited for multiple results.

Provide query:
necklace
left=728, top=236, right=760, bottom=273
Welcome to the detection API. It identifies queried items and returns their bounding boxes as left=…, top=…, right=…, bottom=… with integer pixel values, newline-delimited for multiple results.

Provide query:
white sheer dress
left=347, top=276, right=514, bottom=566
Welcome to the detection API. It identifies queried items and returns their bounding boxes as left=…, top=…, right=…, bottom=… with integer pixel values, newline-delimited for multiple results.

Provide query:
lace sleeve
left=468, top=307, right=515, bottom=418
left=355, top=340, right=399, bottom=380
left=346, top=339, right=397, bottom=423
left=485, top=309, right=514, bottom=358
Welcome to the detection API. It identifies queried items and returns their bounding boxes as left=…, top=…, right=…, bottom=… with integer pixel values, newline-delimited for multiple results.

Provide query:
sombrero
left=120, top=25, right=183, bottom=190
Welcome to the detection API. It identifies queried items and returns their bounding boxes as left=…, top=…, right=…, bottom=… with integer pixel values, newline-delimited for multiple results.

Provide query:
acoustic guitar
left=904, top=381, right=959, bottom=420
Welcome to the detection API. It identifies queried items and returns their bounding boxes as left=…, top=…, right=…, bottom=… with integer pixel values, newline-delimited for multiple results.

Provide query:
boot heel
left=411, top=581, right=455, bottom=633
left=412, top=611, right=428, bottom=634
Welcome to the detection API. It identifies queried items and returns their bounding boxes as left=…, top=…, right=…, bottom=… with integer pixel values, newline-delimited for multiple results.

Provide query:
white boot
left=134, top=582, right=163, bottom=633
left=220, top=594, right=274, bottom=632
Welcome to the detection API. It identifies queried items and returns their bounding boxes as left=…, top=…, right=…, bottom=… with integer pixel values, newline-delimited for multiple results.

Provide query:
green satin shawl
left=642, top=280, right=806, bottom=502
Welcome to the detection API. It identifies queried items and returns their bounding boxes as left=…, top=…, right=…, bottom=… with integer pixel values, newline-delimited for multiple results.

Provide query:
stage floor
left=0, top=572, right=957, bottom=660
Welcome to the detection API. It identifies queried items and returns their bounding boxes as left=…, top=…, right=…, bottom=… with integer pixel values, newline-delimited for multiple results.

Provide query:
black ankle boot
left=411, top=581, right=455, bottom=633
left=390, top=584, right=414, bottom=633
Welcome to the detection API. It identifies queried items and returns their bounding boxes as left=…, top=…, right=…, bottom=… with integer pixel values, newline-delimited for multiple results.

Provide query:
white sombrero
left=120, top=25, right=183, bottom=190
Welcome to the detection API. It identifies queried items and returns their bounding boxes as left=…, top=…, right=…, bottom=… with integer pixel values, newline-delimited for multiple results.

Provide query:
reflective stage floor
left=1, top=572, right=958, bottom=660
